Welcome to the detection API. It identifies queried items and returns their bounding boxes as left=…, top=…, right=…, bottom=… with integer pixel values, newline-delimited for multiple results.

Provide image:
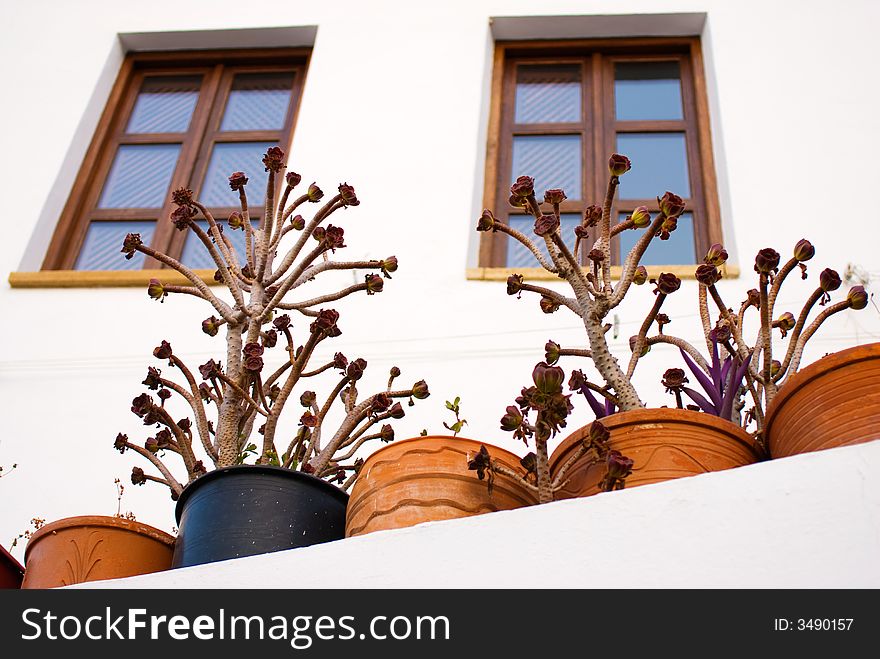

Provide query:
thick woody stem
left=236, top=188, right=256, bottom=270
left=517, top=282, right=583, bottom=316
left=290, top=259, right=388, bottom=288
left=610, top=216, right=636, bottom=238
left=190, top=203, right=246, bottom=304
left=262, top=243, right=329, bottom=318
left=152, top=406, right=197, bottom=476
left=759, top=274, right=774, bottom=398
left=535, top=435, right=553, bottom=504
left=215, top=324, right=245, bottom=467
left=122, top=441, right=184, bottom=496
left=158, top=376, right=216, bottom=463
left=278, top=282, right=370, bottom=311
left=600, top=175, right=619, bottom=292
left=490, top=462, right=539, bottom=495
left=162, top=285, right=208, bottom=300
left=558, top=347, right=593, bottom=360
left=133, top=244, right=237, bottom=323
left=266, top=196, right=343, bottom=286
left=334, top=432, right=383, bottom=463
left=627, top=293, right=667, bottom=378
left=774, top=288, right=823, bottom=382
left=783, top=300, right=851, bottom=382
left=551, top=442, right=600, bottom=491
left=215, top=371, right=269, bottom=417
left=698, top=284, right=714, bottom=354
left=768, top=257, right=799, bottom=317
left=490, top=222, right=558, bottom=273
left=549, top=230, right=591, bottom=294
left=256, top=169, right=276, bottom=281
left=609, top=213, right=666, bottom=309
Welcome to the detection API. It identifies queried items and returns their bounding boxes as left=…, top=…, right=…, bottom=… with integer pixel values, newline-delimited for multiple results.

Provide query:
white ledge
left=75, top=441, right=880, bottom=589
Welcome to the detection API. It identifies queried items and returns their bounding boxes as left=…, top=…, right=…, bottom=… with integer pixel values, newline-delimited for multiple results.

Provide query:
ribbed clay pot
left=345, top=436, right=537, bottom=537
left=21, top=516, right=174, bottom=588
left=765, top=342, right=880, bottom=459
left=0, top=545, right=24, bottom=589
left=173, top=465, right=348, bottom=568
left=549, top=408, right=763, bottom=500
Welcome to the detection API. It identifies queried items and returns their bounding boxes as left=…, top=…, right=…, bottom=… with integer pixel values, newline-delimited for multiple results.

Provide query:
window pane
left=97, top=144, right=181, bottom=209
left=74, top=221, right=156, bottom=270
left=618, top=212, right=695, bottom=264
left=511, top=135, right=582, bottom=201
left=515, top=65, right=581, bottom=124
left=220, top=73, right=295, bottom=132
left=616, top=133, right=690, bottom=200
left=507, top=213, right=580, bottom=268
left=181, top=220, right=249, bottom=269
left=126, top=76, right=201, bottom=134
left=198, top=142, right=276, bottom=207
left=614, top=62, right=683, bottom=121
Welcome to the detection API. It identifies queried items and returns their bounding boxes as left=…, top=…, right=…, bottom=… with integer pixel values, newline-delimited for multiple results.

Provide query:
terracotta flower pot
left=0, top=545, right=24, bottom=589
left=765, top=342, right=880, bottom=459
left=345, top=436, right=537, bottom=537
left=21, top=516, right=174, bottom=589
left=549, top=407, right=763, bottom=500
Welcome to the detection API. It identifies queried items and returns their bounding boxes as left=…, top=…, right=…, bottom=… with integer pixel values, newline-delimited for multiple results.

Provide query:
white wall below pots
left=73, top=440, right=880, bottom=589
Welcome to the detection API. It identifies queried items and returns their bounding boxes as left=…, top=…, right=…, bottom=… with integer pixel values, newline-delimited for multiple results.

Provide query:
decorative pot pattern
left=345, top=436, right=537, bottom=537
left=765, top=342, right=880, bottom=459
left=549, top=408, right=763, bottom=500
left=21, top=516, right=174, bottom=589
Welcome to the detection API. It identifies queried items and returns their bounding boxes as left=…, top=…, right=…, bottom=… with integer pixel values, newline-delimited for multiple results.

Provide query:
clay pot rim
left=174, top=464, right=348, bottom=524
left=25, top=515, right=175, bottom=561
left=550, top=406, right=762, bottom=467
left=764, top=342, right=880, bottom=436
left=360, top=435, right=526, bottom=465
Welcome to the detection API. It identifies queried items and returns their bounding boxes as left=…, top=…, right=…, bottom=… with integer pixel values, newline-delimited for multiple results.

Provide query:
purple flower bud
left=629, top=336, right=650, bottom=357
left=145, top=436, right=159, bottom=453
left=153, top=340, right=173, bottom=360
left=147, top=278, right=166, bottom=302
left=770, top=359, right=782, bottom=377
left=171, top=188, right=194, bottom=206
left=227, top=211, right=243, bottom=230
left=633, top=265, right=648, bottom=285
left=243, top=355, right=263, bottom=372
left=120, top=233, right=143, bottom=260
left=273, top=314, right=291, bottom=331
left=202, top=316, right=220, bottom=337
left=500, top=405, right=523, bottom=432
left=662, top=368, right=688, bottom=392
left=583, top=205, right=603, bottom=227
left=286, top=171, right=302, bottom=187
left=228, top=171, right=248, bottom=191
left=131, top=467, right=146, bottom=486
left=510, top=175, right=535, bottom=199
left=476, top=209, right=496, bottom=232
left=589, top=421, right=611, bottom=445
left=371, top=392, right=392, bottom=414
left=773, top=312, right=796, bottom=338
left=333, top=352, right=349, bottom=371
left=754, top=248, right=781, bottom=275
left=291, top=215, right=305, bottom=231
left=651, top=272, right=682, bottom=295
left=300, top=412, right=318, bottom=428
left=630, top=206, right=651, bottom=228
left=819, top=268, right=842, bottom=292
left=142, top=367, right=162, bottom=390
left=321, top=224, right=346, bottom=252
left=656, top=214, right=678, bottom=240
left=380, top=424, right=394, bottom=443
left=364, top=273, right=384, bottom=295
left=347, top=357, right=367, bottom=381
left=704, top=243, right=728, bottom=266
left=390, top=366, right=401, bottom=378
left=544, top=188, right=567, bottom=205
left=307, top=183, right=323, bottom=202
left=507, top=273, right=524, bottom=296
left=381, top=256, right=398, bottom=278
left=157, top=388, right=171, bottom=403
left=300, top=391, right=316, bottom=408
left=695, top=264, right=721, bottom=286
left=534, top=213, right=560, bottom=236
left=114, top=433, right=128, bottom=454
left=568, top=369, right=586, bottom=392
left=130, top=393, right=153, bottom=418
left=412, top=380, right=430, bottom=399
left=794, top=239, right=815, bottom=262
left=178, top=418, right=191, bottom=432
left=243, top=342, right=264, bottom=358
left=262, top=329, right=278, bottom=349
left=170, top=205, right=196, bottom=230
left=545, top=340, right=561, bottom=365
left=608, top=153, right=631, bottom=177
left=532, top=362, right=565, bottom=395
left=311, top=309, right=340, bottom=335
left=710, top=321, right=732, bottom=344
left=540, top=295, right=560, bottom=314
left=198, top=359, right=221, bottom=380
left=659, top=191, right=686, bottom=218
left=588, top=248, right=605, bottom=263
left=261, top=146, right=285, bottom=173
left=848, top=285, right=869, bottom=310
left=746, top=288, right=761, bottom=308
left=605, top=450, right=634, bottom=480
left=389, top=402, right=405, bottom=419
left=338, top=182, right=359, bottom=207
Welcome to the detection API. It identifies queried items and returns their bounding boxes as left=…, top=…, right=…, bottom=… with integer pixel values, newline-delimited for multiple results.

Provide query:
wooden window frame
left=476, top=37, right=723, bottom=277
left=42, top=47, right=310, bottom=272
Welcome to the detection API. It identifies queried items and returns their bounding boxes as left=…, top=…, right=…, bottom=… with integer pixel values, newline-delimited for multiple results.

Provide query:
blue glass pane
left=618, top=212, right=695, bottom=265
left=75, top=221, right=155, bottom=270
left=97, top=144, right=181, bottom=209
left=126, top=76, right=200, bottom=133
left=515, top=65, right=581, bottom=124
left=220, top=73, right=295, bottom=132
left=199, top=142, right=275, bottom=207
left=615, top=62, right=683, bottom=121
left=181, top=220, right=249, bottom=270
left=511, top=135, right=582, bottom=201
left=507, top=213, right=581, bottom=268
left=616, top=133, right=690, bottom=200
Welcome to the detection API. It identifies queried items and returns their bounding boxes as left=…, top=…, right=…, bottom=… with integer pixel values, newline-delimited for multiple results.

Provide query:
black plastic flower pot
left=172, top=465, right=349, bottom=569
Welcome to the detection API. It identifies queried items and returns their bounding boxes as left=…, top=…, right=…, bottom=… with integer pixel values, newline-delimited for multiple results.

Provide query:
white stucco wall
left=75, top=441, right=880, bottom=588
left=1, top=0, right=879, bottom=562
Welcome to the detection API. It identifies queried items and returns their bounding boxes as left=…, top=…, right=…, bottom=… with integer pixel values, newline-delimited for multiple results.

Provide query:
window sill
left=466, top=264, right=740, bottom=282
left=8, top=270, right=221, bottom=289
